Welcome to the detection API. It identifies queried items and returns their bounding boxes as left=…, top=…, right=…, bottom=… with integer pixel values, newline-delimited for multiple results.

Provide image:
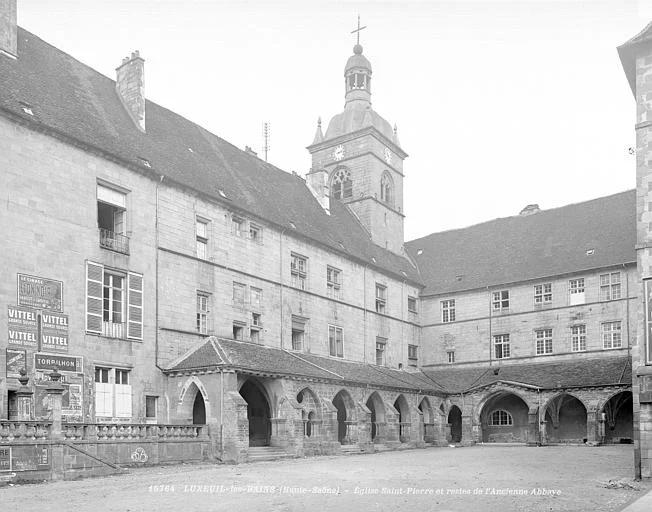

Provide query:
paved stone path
left=0, top=445, right=648, bottom=511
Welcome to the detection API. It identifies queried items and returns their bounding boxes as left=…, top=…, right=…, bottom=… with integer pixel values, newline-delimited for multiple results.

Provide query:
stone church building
left=0, top=0, right=649, bottom=476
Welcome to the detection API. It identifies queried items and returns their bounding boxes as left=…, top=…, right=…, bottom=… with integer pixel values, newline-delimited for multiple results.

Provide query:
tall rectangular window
left=493, top=334, right=511, bottom=359
left=250, top=287, right=262, bottom=310
left=535, top=328, right=553, bottom=355
left=375, top=284, right=387, bottom=314
left=233, top=282, right=246, bottom=307
left=602, top=321, right=622, bottom=349
left=534, top=283, right=552, bottom=306
left=196, top=218, right=208, bottom=259
left=291, top=316, right=307, bottom=351
left=569, top=278, right=585, bottom=305
left=328, top=325, right=343, bottom=358
left=408, top=344, right=418, bottom=366
left=232, top=215, right=245, bottom=237
left=291, top=253, right=308, bottom=290
left=196, top=293, right=209, bottom=334
left=87, top=262, right=143, bottom=340
left=492, top=290, right=509, bottom=312
left=407, top=296, right=418, bottom=314
left=441, top=299, right=455, bottom=323
left=232, top=322, right=245, bottom=340
left=94, top=367, right=112, bottom=417
left=250, top=312, right=262, bottom=343
left=447, top=350, right=455, bottom=364
left=326, top=266, right=342, bottom=299
left=600, top=272, right=621, bottom=301
left=249, top=223, right=262, bottom=243
left=571, top=325, right=586, bottom=352
left=375, top=337, right=387, bottom=366
left=97, top=183, right=129, bottom=254
left=145, top=396, right=158, bottom=420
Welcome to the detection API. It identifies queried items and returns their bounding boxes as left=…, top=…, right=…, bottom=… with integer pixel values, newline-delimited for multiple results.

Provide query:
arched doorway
left=479, top=391, right=529, bottom=443
left=192, top=391, right=206, bottom=424
left=297, top=387, right=321, bottom=438
left=419, top=397, right=433, bottom=442
left=602, top=391, right=633, bottom=444
left=333, top=389, right=355, bottom=444
left=448, top=405, right=462, bottom=443
left=394, top=395, right=410, bottom=442
left=544, top=394, right=587, bottom=443
left=366, top=392, right=386, bottom=442
left=240, top=379, right=271, bottom=446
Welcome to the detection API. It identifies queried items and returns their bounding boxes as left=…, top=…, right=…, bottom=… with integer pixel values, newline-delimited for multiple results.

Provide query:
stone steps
left=340, top=444, right=364, bottom=454
left=247, top=446, right=294, bottom=462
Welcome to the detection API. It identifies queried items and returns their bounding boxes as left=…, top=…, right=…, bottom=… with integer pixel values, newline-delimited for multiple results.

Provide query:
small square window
left=249, top=223, right=262, bottom=243
left=492, top=290, right=509, bottom=312
left=233, top=323, right=245, bottom=340
left=232, top=215, right=246, bottom=237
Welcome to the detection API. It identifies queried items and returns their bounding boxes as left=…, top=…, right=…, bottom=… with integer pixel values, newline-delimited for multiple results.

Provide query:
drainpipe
left=488, top=286, right=492, bottom=367
left=279, top=228, right=287, bottom=349
left=363, top=265, right=368, bottom=363
left=401, top=280, right=405, bottom=366
left=155, top=175, right=165, bottom=371
left=624, top=264, right=630, bottom=349
left=220, top=369, right=224, bottom=456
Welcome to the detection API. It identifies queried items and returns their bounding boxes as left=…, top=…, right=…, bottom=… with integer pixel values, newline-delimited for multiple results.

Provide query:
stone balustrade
left=0, top=420, right=51, bottom=442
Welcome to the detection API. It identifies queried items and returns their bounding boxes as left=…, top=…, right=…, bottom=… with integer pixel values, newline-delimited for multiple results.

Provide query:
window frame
left=492, top=290, right=510, bottom=312
left=407, top=296, right=418, bottom=314
left=601, top=321, right=622, bottom=349
left=291, top=253, right=308, bottom=290
left=535, top=328, right=553, bottom=355
left=571, top=324, right=587, bottom=352
left=600, top=272, right=622, bottom=301
left=375, top=283, right=387, bottom=314
left=232, top=282, right=246, bottom=308
left=569, top=278, right=585, bottom=305
left=489, top=410, right=513, bottom=426
left=408, top=344, right=418, bottom=364
left=493, top=333, right=511, bottom=359
left=195, top=217, right=209, bottom=260
left=534, top=283, right=552, bottom=307
left=441, top=299, right=456, bottom=323
left=196, top=292, right=209, bottom=334
left=326, top=265, right=342, bottom=299
left=231, top=215, right=246, bottom=238
left=249, top=223, right=263, bottom=243
left=375, top=337, right=387, bottom=366
left=328, top=325, right=344, bottom=358
left=94, top=367, right=132, bottom=419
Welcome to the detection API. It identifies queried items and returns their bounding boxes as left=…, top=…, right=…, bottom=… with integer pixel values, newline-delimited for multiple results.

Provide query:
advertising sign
left=34, top=381, right=83, bottom=423
left=34, top=353, right=83, bottom=374
left=17, top=274, right=63, bottom=312
left=40, top=312, right=69, bottom=353
left=6, top=348, right=27, bottom=378
left=7, top=305, right=38, bottom=349
left=0, top=445, right=50, bottom=472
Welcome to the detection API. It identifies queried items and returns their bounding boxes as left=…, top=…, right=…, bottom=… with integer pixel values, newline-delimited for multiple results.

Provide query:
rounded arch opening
left=543, top=393, right=588, bottom=444
left=394, top=394, right=410, bottom=443
left=479, top=391, right=529, bottom=443
left=333, top=389, right=356, bottom=444
left=366, top=392, right=386, bottom=441
left=600, top=391, right=632, bottom=444
left=380, top=171, right=394, bottom=206
left=447, top=405, right=462, bottom=443
left=239, top=378, right=272, bottom=447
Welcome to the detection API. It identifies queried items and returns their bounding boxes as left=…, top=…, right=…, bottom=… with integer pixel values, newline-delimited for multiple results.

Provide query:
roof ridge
left=164, top=337, right=213, bottom=370
left=283, top=350, right=344, bottom=379
left=406, top=188, right=636, bottom=246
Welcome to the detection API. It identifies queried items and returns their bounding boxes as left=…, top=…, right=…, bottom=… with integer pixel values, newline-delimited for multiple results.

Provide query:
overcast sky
left=17, top=0, right=652, bottom=240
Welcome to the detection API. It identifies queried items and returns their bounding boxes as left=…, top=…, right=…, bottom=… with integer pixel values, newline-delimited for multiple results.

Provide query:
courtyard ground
left=0, top=445, right=649, bottom=512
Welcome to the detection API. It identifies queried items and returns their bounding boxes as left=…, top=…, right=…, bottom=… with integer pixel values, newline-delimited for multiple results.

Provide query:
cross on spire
left=351, top=15, right=367, bottom=45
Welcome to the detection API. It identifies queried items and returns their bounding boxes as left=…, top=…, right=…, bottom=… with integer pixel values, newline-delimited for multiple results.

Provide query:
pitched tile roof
left=166, top=338, right=629, bottom=396
left=405, top=190, right=636, bottom=295
left=422, top=355, right=631, bottom=394
left=166, top=337, right=445, bottom=392
left=0, top=28, right=420, bottom=284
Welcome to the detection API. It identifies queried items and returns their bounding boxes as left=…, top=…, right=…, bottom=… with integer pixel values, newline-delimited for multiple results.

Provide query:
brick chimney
left=0, top=0, right=17, bottom=58
left=116, top=51, right=145, bottom=131
left=306, top=168, right=330, bottom=214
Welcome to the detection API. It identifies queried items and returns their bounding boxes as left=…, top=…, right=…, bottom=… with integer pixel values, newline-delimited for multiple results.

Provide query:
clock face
left=384, top=147, right=392, bottom=164
left=332, top=145, right=345, bottom=161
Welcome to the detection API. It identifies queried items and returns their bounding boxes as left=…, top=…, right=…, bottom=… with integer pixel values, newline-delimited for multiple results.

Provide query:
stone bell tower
left=307, top=18, right=408, bottom=254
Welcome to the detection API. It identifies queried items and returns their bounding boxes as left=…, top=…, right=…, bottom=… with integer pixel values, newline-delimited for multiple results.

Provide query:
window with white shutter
left=127, top=272, right=143, bottom=340
left=86, top=261, right=104, bottom=334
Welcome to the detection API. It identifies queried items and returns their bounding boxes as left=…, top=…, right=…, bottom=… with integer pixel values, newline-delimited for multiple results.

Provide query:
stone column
left=527, top=409, right=539, bottom=446
left=586, top=409, right=599, bottom=444
left=15, top=369, right=33, bottom=421
left=46, top=368, right=65, bottom=480
left=463, top=416, right=476, bottom=445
